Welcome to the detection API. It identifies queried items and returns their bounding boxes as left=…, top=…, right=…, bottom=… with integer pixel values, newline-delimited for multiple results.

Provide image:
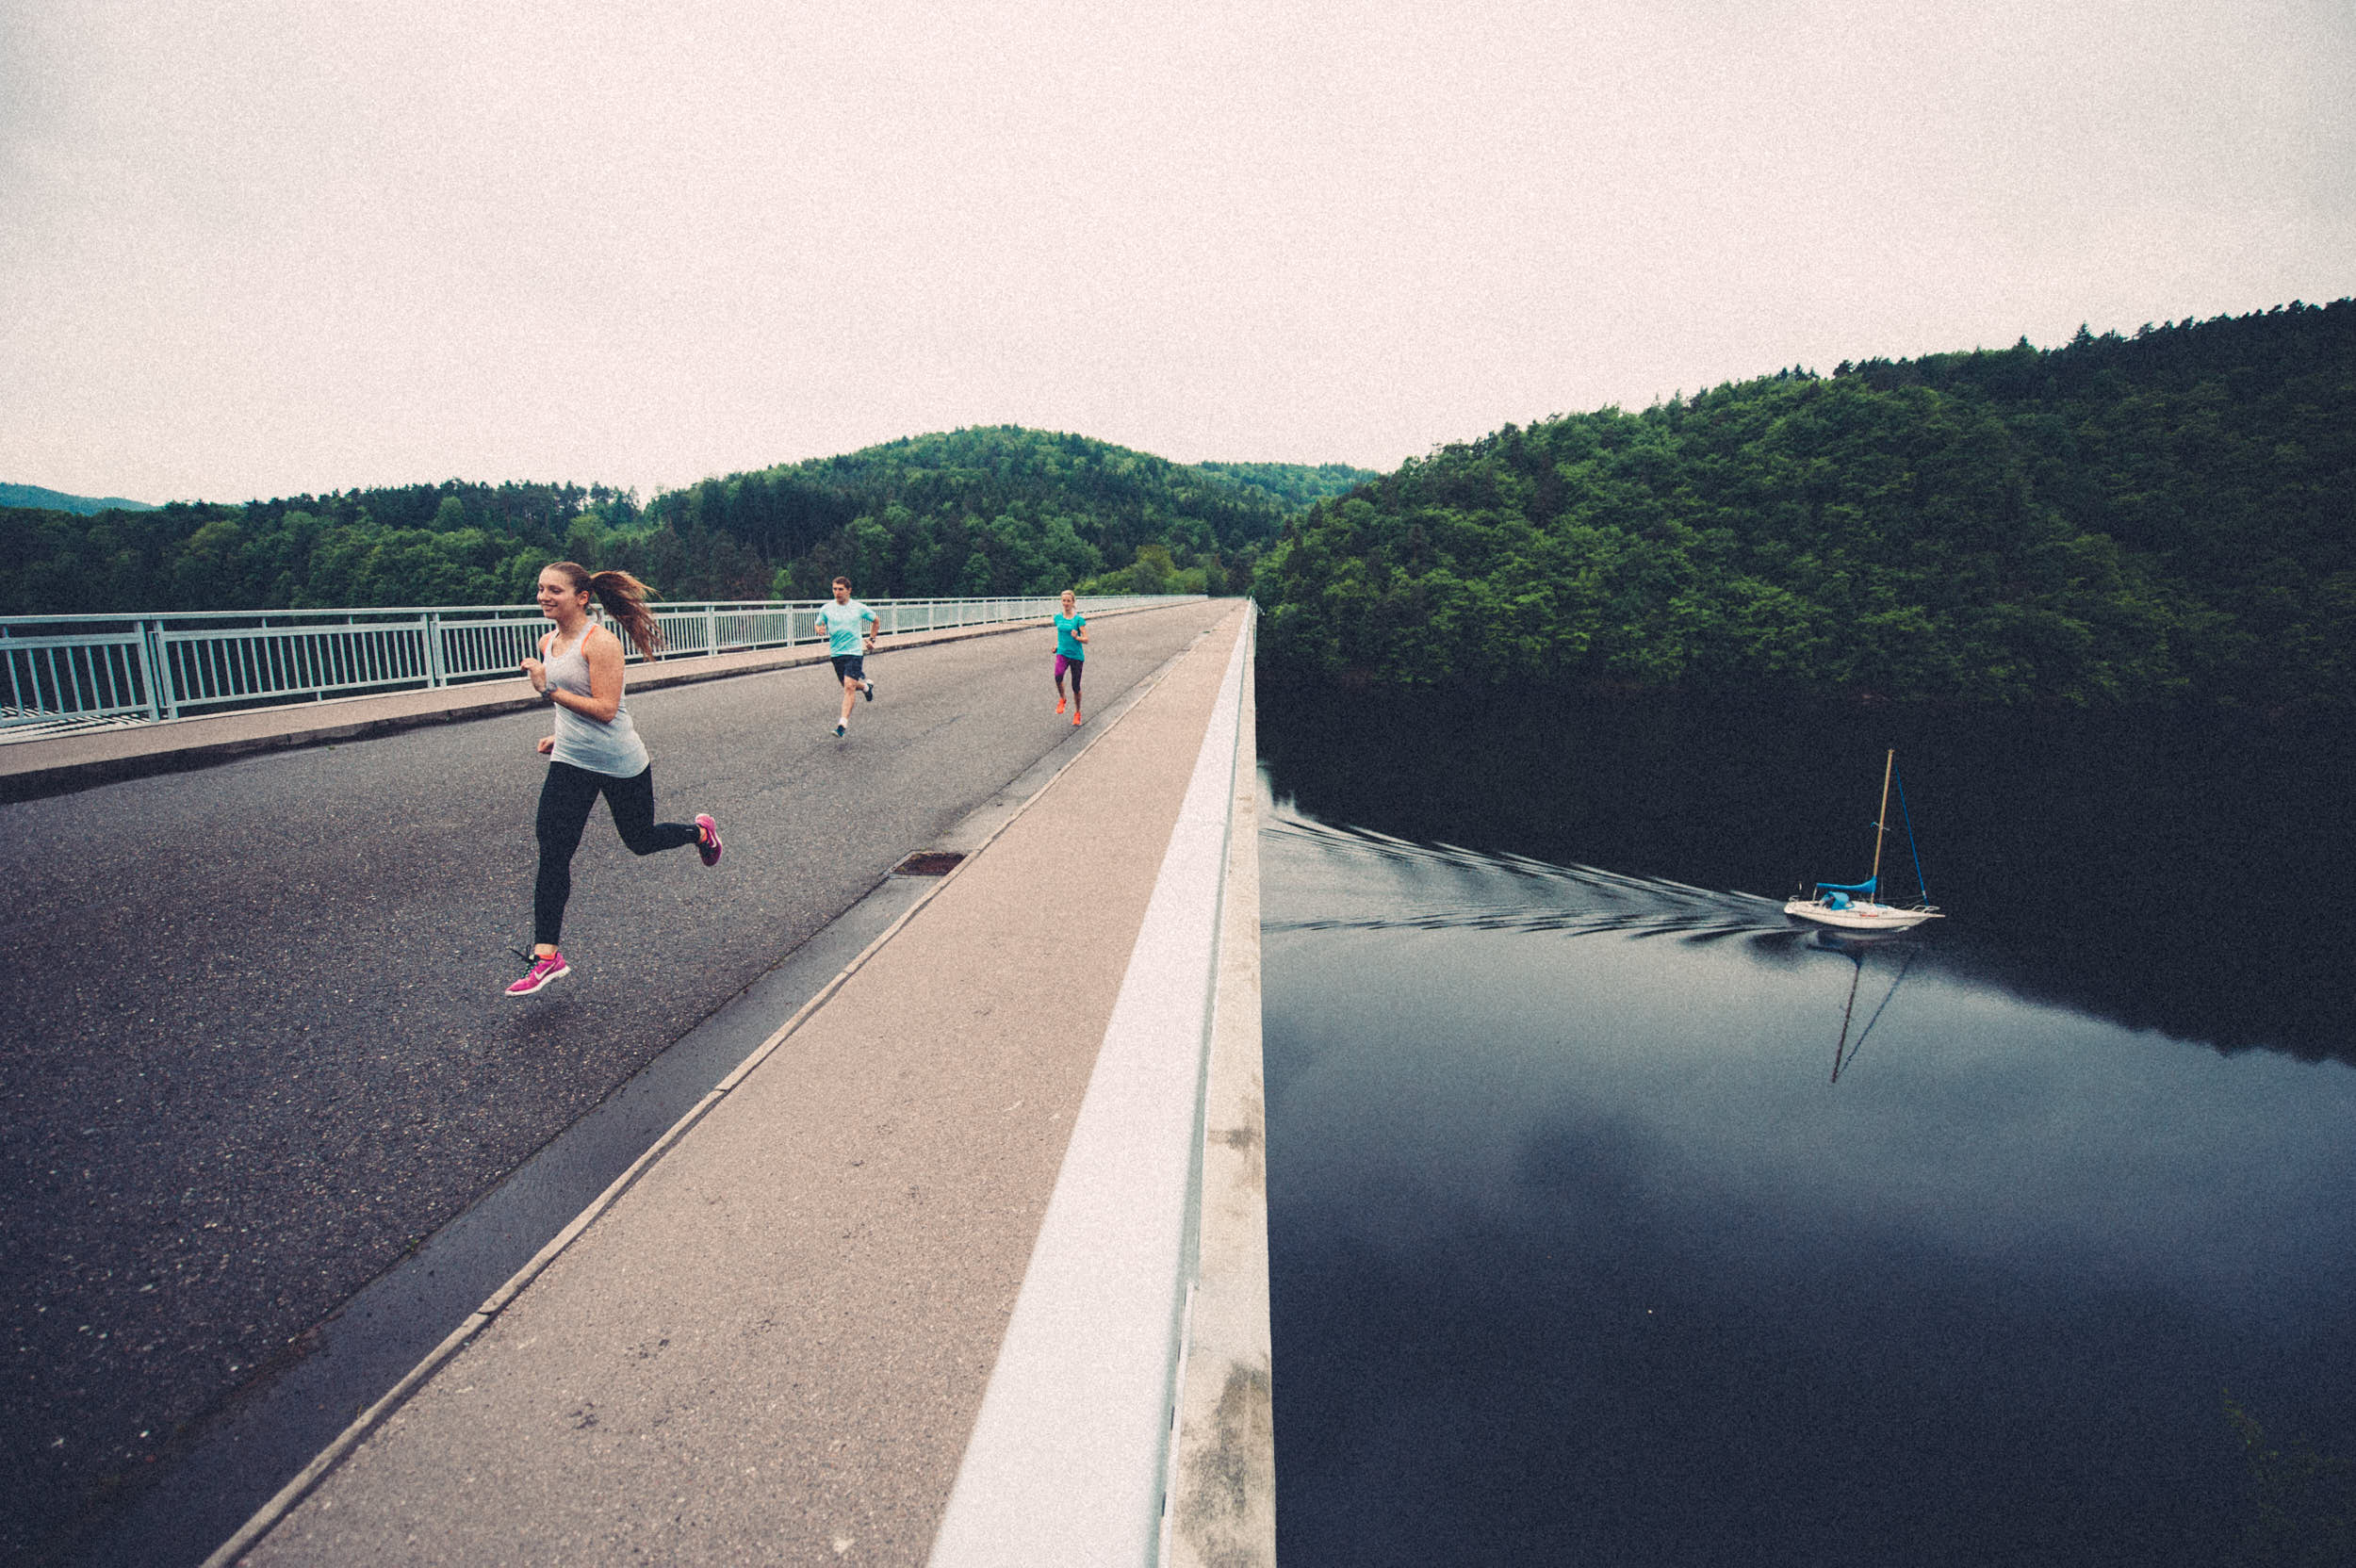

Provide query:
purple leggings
left=1055, top=654, right=1083, bottom=691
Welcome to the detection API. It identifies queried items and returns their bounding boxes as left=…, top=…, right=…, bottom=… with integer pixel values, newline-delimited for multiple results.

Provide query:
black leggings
left=534, top=760, right=698, bottom=946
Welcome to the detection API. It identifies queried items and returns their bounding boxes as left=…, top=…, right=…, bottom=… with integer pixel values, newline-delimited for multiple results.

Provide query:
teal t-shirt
left=1054, top=612, right=1087, bottom=659
left=817, top=599, right=875, bottom=655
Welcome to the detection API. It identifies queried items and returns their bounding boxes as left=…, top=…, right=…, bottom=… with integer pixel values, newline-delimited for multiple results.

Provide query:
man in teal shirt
left=816, top=576, right=878, bottom=738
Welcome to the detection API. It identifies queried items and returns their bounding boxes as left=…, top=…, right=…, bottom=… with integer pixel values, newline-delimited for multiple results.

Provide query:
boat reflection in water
left=1807, top=928, right=1922, bottom=1084
left=1263, top=790, right=2356, bottom=1568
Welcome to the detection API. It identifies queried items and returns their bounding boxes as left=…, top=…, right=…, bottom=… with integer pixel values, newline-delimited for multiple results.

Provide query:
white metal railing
left=0, top=626, right=157, bottom=729
left=0, top=596, right=1198, bottom=727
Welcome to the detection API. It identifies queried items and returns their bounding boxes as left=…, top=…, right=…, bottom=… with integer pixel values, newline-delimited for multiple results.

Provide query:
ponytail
left=544, top=562, right=666, bottom=657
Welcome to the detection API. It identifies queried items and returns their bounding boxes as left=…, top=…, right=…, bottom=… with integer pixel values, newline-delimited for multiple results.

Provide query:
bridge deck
left=8, top=599, right=1266, bottom=1568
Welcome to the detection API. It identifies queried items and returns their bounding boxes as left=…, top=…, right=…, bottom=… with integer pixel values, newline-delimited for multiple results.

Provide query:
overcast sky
left=3, top=0, right=2350, bottom=505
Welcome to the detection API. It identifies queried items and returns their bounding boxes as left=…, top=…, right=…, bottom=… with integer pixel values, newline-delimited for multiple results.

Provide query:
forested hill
left=641, top=427, right=1375, bottom=599
left=0, top=482, right=647, bottom=615
left=0, top=430, right=1373, bottom=615
left=1256, top=300, right=2356, bottom=709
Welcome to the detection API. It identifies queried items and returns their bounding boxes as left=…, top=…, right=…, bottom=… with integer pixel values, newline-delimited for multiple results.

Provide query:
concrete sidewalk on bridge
left=221, top=604, right=1255, bottom=1567
left=0, top=605, right=1170, bottom=803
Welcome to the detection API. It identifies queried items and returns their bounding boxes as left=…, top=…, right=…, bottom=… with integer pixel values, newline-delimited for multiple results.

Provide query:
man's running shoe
left=864, top=678, right=875, bottom=703
left=506, top=951, right=569, bottom=997
left=1055, top=696, right=1066, bottom=714
left=695, top=813, right=723, bottom=868
left=834, top=722, right=846, bottom=738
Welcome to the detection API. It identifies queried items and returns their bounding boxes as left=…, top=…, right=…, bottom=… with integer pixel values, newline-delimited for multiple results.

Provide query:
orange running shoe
left=1055, top=696, right=1067, bottom=713
left=1072, top=710, right=1083, bottom=726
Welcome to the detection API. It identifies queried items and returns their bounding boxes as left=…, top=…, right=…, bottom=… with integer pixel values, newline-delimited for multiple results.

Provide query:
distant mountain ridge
left=644, top=426, right=1379, bottom=600
left=0, top=482, right=157, bottom=515
left=0, top=430, right=1369, bottom=614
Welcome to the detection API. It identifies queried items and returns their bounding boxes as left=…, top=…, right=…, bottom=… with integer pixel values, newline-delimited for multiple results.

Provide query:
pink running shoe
left=695, top=813, right=723, bottom=867
left=505, top=951, right=569, bottom=997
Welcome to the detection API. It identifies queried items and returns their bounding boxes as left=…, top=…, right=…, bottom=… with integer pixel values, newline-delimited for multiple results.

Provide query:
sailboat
left=1784, top=749, right=1943, bottom=932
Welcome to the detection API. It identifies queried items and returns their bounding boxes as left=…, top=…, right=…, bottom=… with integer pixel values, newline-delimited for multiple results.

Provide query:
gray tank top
left=544, top=624, right=650, bottom=777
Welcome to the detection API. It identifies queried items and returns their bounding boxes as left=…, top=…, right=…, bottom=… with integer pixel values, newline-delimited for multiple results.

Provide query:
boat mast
left=1869, top=748, right=1894, bottom=900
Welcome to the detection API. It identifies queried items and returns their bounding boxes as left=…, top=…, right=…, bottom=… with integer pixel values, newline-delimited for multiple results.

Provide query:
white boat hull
left=1783, top=900, right=1942, bottom=931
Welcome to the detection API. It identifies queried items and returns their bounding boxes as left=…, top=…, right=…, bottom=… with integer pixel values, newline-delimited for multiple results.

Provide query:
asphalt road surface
left=0, top=599, right=1234, bottom=1567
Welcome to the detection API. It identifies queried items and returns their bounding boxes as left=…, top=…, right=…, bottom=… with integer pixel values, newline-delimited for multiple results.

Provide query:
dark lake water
left=1257, top=684, right=2356, bottom=1565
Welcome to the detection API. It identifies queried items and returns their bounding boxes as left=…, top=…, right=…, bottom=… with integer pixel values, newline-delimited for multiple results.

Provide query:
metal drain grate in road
left=892, top=851, right=967, bottom=876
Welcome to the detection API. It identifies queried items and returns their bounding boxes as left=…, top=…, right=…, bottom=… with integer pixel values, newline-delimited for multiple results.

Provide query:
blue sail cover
left=1813, top=877, right=1877, bottom=907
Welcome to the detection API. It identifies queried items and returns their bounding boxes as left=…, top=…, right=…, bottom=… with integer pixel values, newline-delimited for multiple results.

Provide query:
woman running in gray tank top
left=506, top=562, right=723, bottom=997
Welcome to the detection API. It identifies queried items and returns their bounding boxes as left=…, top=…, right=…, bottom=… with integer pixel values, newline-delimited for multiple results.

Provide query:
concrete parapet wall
left=1169, top=652, right=1276, bottom=1567
left=926, top=610, right=1265, bottom=1566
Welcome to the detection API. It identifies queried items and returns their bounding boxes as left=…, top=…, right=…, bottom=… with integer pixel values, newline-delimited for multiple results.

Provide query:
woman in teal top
left=1052, top=589, right=1088, bottom=726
